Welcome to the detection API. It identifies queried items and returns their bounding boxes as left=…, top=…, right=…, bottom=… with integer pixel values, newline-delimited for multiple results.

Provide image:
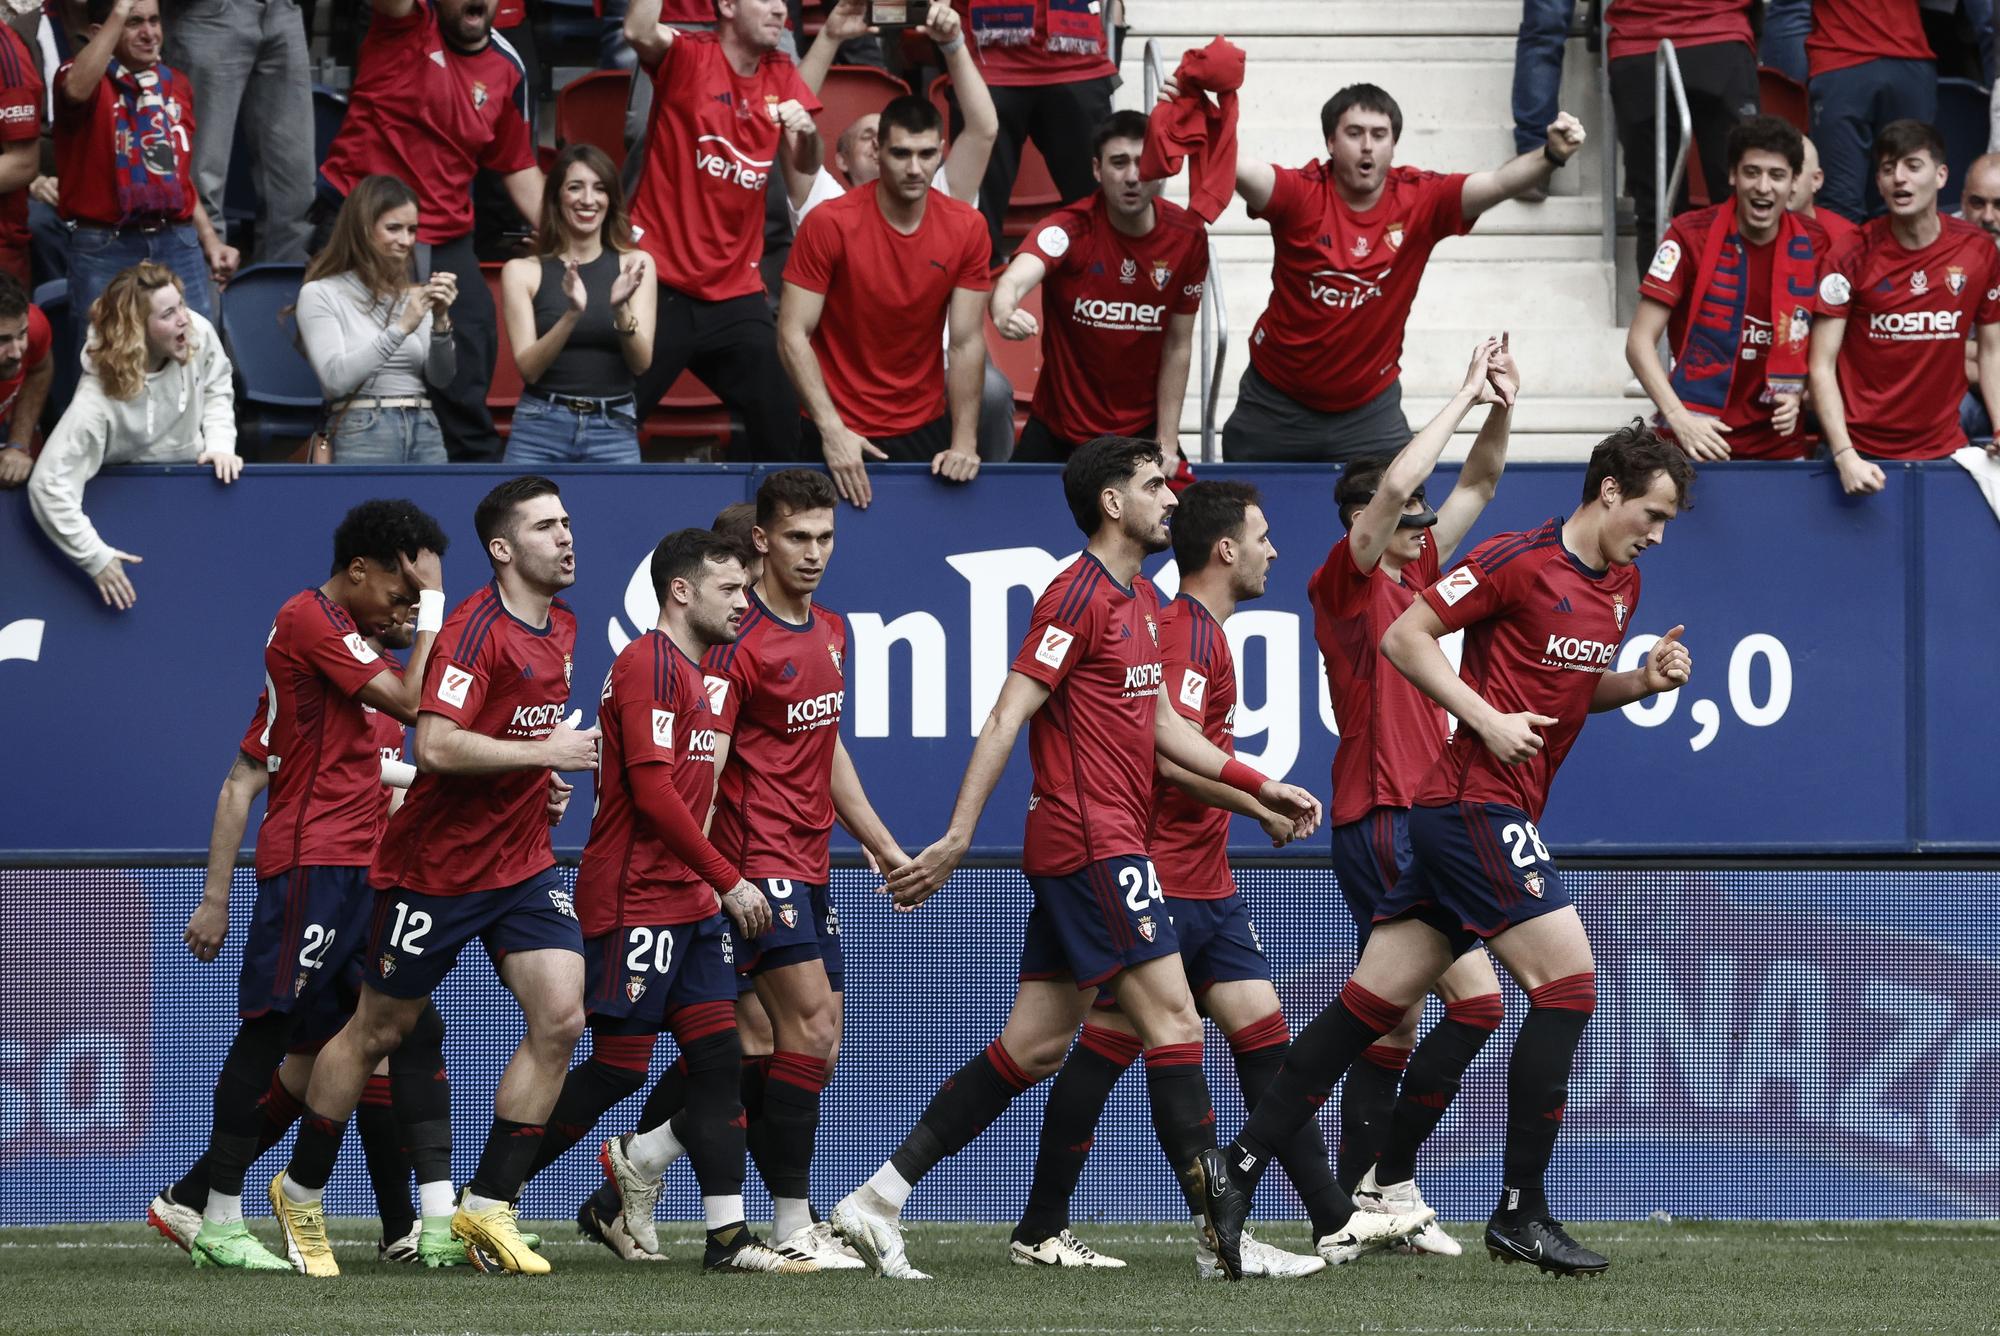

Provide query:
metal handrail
left=1655, top=39, right=1694, bottom=249
left=1143, top=39, right=1229, bottom=462
left=1598, top=32, right=1617, bottom=267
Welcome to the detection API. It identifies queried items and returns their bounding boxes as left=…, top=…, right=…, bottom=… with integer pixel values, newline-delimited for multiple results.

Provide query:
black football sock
left=889, top=1039, right=1036, bottom=1186
left=174, top=1064, right=305, bottom=1209
left=1142, top=1041, right=1218, bottom=1216
left=389, top=1003, right=454, bottom=1195
left=670, top=1018, right=748, bottom=1199
left=1375, top=992, right=1503, bottom=1186
left=466, top=1118, right=548, bottom=1204
left=1501, top=973, right=1595, bottom=1220
left=285, top=1107, right=349, bottom=1194
left=356, top=1073, right=415, bottom=1242
left=1229, top=980, right=1405, bottom=1192
left=1016, top=1023, right=1139, bottom=1244
left=1337, top=1041, right=1408, bottom=1189
left=199, top=1011, right=300, bottom=1199
left=736, top=1055, right=773, bottom=1194
left=1230, top=1011, right=1354, bottom=1239
left=759, top=1050, right=829, bottom=1206
left=526, top=1033, right=652, bottom=1182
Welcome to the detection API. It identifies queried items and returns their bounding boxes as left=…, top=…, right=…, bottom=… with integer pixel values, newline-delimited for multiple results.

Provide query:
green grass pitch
left=1, top=1219, right=1995, bottom=1335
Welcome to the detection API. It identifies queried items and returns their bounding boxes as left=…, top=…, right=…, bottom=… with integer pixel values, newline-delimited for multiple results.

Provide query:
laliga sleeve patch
left=343, top=632, right=379, bottom=664
left=1646, top=239, right=1681, bottom=283
left=652, top=708, right=675, bottom=749
left=1035, top=224, right=1071, bottom=259
left=437, top=665, right=473, bottom=708
left=1819, top=272, right=1852, bottom=307
left=1178, top=669, right=1208, bottom=712
left=703, top=674, right=730, bottom=714
left=1435, top=566, right=1480, bottom=607
left=1035, top=625, right=1074, bottom=668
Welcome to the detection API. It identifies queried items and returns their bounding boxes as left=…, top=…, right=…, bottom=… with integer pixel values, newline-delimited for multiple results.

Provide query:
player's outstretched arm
left=884, top=671, right=1051, bottom=909
left=1382, top=598, right=1553, bottom=765
left=624, top=0, right=678, bottom=70
left=188, top=752, right=269, bottom=961
left=1808, top=317, right=1885, bottom=496
left=1461, top=112, right=1584, bottom=218
left=1154, top=313, right=1195, bottom=473
left=1152, top=691, right=1322, bottom=833
left=831, top=736, right=908, bottom=876
left=1432, top=336, right=1518, bottom=565
left=1351, top=337, right=1502, bottom=576
left=1592, top=624, right=1691, bottom=712
left=991, top=252, right=1048, bottom=339
left=413, top=712, right=600, bottom=776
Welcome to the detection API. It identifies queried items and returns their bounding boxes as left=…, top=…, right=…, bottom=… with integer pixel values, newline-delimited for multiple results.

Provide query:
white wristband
left=380, top=758, right=418, bottom=789
left=416, top=588, right=445, bottom=633
left=937, top=32, right=965, bottom=55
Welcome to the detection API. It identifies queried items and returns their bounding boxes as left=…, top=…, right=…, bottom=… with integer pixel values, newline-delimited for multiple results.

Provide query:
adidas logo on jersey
left=1552, top=597, right=1573, bottom=614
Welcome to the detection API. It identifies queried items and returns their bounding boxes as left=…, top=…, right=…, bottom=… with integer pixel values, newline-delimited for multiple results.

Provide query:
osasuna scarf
left=1670, top=204, right=1817, bottom=415
left=968, top=0, right=1103, bottom=56
left=107, top=60, right=188, bottom=224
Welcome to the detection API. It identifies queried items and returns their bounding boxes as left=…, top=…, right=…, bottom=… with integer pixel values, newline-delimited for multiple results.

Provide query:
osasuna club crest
left=1611, top=594, right=1627, bottom=631
left=626, top=974, right=647, bottom=1003
left=778, top=903, right=798, bottom=929
left=828, top=644, right=842, bottom=673
left=1137, top=914, right=1157, bottom=943
left=377, top=953, right=397, bottom=978
left=1522, top=871, right=1545, bottom=899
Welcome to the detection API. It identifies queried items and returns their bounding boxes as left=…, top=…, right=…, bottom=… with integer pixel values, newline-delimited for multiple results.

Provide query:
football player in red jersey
left=154, top=501, right=450, bottom=1273
left=1811, top=120, right=2000, bottom=495
left=1007, top=481, right=1429, bottom=1278
left=1216, top=424, right=1695, bottom=1278
left=832, top=437, right=1321, bottom=1282
left=992, top=111, right=1210, bottom=469
left=270, top=477, right=602, bottom=1277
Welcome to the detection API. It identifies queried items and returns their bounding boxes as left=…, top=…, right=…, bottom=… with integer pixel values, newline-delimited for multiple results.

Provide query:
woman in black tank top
left=500, top=144, right=657, bottom=464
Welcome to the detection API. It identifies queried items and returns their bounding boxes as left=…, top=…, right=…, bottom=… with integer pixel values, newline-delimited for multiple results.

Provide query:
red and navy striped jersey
left=1148, top=593, right=1237, bottom=900
left=1011, top=553, right=1163, bottom=877
left=1417, top=519, right=1641, bottom=821
left=1311, top=533, right=1448, bottom=826
left=577, top=630, right=724, bottom=933
left=253, top=590, right=397, bottom=877
left=372, top=583, right=577, bottom=896
left=702, top=593, right=847, bottom=883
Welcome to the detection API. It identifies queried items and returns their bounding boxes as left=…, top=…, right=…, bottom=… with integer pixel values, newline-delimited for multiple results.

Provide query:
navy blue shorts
left=1172, top=893, right=1270, bottom=992
left=238, top=865, right=374, bottom=1019
left=1329, top=808, right=1413, bottom=947
left=1021, top=855, right=1180, bottom=990
left=736, top=878, right=844, bottom=992
left=584, top=912, right=739, bottom=1034
left=365, top=867, right=584, bottom=999
left=1376, top=802, right=1570, bottom=955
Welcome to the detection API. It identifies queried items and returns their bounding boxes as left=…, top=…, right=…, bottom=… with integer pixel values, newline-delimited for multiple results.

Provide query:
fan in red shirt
left=834, top=438, right=1320, bottom=1283
left=1308, top=340, right=1516, bottom=1247
left=780, top=96, right=990, bottom=509
left=1629, top=116, right=1831, bottom=464
left=1604, top=0, right=1759, bottom=255
left=513, top=530, right=815, bottom=1276
left=623, top=0, right=821, bottom=461
left=1218, top=424, right=1694, bottom=1281
left=0, top=20, right=40, bottom=290
left=1789, top=135, right=1860, bottom=248
left=0, top=279, right=50, bottom=484
left=1204, top=78, right=1584, bottom=461
left=1007, top=482, right=1415, bottom=1274
left=157, top=501, right=453, bottom=1273
left=1811, top=121, right=2000, bottom=497
left=950, top=0, right=1116, bottom=262
left=992, top=109, right=1210, bottom=469
left=270, top=478, right=604, bottom=1278
left=1805, top=0, right=1935, bottom=225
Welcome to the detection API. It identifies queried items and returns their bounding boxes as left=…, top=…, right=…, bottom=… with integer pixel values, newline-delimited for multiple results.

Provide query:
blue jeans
left=65, top=222, right=215, bottom=366
left=332, top=405, right=448, bottom=464
left=1760, top=0, right=1812, bottom=85
left=503, top=393, right=642, bottom=465
left=1810, top=58, right=1939, bottom=222
left=1511, top=0, right=1574, bottom=154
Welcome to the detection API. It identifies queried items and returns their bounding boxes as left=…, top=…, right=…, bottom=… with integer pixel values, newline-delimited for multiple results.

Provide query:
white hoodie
left=28, top=310, right=237, bottom=576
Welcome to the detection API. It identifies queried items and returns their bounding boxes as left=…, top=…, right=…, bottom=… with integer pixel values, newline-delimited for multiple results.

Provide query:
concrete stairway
left=1117, top=0, right=1641, bottom=460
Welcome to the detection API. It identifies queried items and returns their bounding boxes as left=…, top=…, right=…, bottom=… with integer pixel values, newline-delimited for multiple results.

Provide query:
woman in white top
left=294, top=175, right=458, bottom=464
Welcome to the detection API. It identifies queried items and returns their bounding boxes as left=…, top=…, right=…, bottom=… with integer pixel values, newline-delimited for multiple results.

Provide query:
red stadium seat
left=557, top=69, right=634, bottom=171
left=984, top=284, right=1043, bottom=435
left=483, top=262, right=521, bottom=437
left=812, top=64, right=911, bottom=150
left=1758, top=66, right=1809, bottom=135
